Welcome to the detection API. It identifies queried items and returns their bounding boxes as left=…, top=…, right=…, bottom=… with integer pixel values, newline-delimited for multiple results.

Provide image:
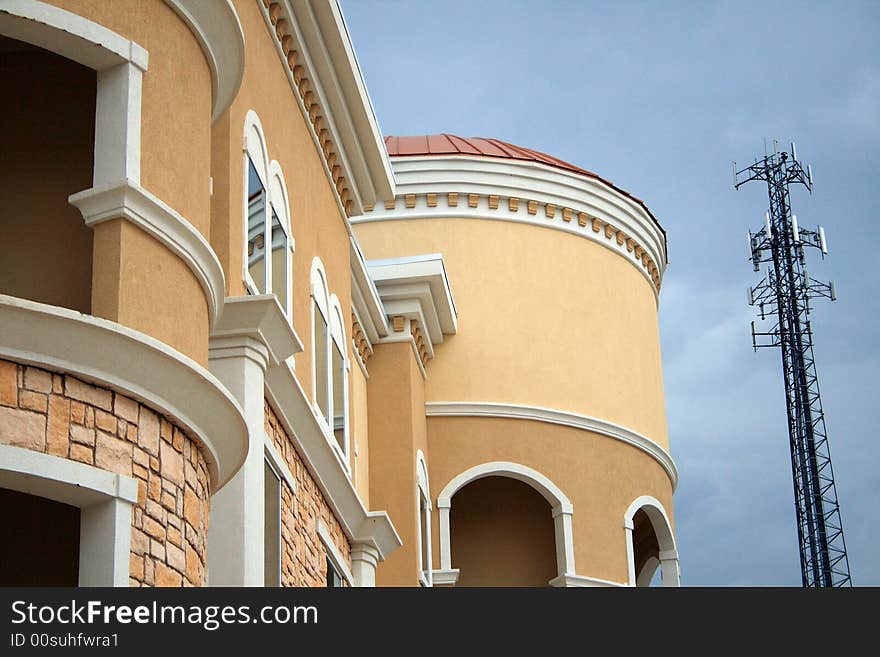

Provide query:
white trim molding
left=0, top=0, right=147, bottom=187
left=353, top=155, right=668, bottom=296
left=0, top=295, right=248, bottom=491
left=164, top=0, right=245, bottom=122
left=623, top=495, right=679, bottom=587
left=426, top=402, right=678, bottom=490
left=69, top=179, right=226, bottom=327
left=549, top=574, right=627, bottom=588
left=257, top=0, right=395, bottom=219
left=0, top=445, right=138, bottom=587
left=436, top=461, right=576, bottom=583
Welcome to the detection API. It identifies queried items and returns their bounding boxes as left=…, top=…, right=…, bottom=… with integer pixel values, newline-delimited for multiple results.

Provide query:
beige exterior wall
left=46, top=0, right=213, bottom=238
left=427, top=416, right=674, bottom=584
left=350, top=357, right=371, bottom=506
left=0, top=358, right=212, bottom=587
left=367, top=341, right=427, bottom=586
left=355, top=217, right=669, bottom=446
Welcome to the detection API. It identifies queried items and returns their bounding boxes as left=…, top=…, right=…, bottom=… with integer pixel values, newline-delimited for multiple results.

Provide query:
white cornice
left=0, top=295, right=248, bottom=491
left=69, top=179, right=226, bottom=327
left=164, top=0, right=245, bottom=122
left=425, top=401, right=677, bottom=490
left=264, top=360, right=402, bottom=560
left=260, top=0, right=395, bottom=219
left=368, top=254, right=458, bottom=342
left=353, top=155, right=668, bottom=295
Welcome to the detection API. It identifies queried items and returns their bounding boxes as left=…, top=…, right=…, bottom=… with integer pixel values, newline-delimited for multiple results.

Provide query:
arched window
left=243, top=111, right=293, bottom=319
left=310, top=259, right=350, bottom=468
left=329, top=295, right=349, bottom=459
left=417, top=451, right=433, bottom=587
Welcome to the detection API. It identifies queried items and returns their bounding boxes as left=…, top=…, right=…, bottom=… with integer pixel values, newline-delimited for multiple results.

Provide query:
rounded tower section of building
left=354, top=134, right=678, bottom=586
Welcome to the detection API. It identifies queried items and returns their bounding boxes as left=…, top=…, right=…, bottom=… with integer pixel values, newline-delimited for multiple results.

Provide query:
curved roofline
left=385, top=134, right=666, bottom=255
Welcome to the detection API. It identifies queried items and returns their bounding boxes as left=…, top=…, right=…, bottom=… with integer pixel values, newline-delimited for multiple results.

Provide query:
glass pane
left=264, top=460, right=280, bottom=587
left=326, top=557, right=342, bottom=588
left=246, top=157, right=266, bottom=293
left=332, top=341, right=345, bottom=452
left=314, top=304, right=329, bottom=422
left=420, top=496, right=430, bottom=577
left=270, top=208, right=288, bottom=315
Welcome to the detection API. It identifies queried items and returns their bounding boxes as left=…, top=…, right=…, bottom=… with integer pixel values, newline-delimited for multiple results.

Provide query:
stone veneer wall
left=265, top=401, right=351, bottom=586
left=0, top=359, right=211, bottom=587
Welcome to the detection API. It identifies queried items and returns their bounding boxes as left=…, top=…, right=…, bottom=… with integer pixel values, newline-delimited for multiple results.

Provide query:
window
left=417, top=453, right=433, bottom=587
left=246, top=157, right=267, bottom=294
left=243, top=112, right=293, bottom=319
left=311, top=260, right=349, bottom=465
left=326, top=557, right=343, bottom=588
left=264, top=459, right=281, bottom=587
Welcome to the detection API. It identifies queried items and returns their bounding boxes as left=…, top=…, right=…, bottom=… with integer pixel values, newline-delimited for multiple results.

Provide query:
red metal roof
left=384, top=134, right=665, bottom=244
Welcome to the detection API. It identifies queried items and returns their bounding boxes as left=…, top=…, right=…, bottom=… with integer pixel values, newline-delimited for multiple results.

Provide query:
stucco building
left=0, top=0, right=678, bottom=587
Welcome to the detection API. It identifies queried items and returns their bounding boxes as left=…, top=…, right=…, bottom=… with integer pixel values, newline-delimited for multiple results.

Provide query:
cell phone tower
left=734, top=142, right=852, bottom=587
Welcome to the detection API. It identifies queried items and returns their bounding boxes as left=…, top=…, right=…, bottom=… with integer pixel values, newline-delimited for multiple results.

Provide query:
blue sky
left=341, top=0, right=880, bottom=585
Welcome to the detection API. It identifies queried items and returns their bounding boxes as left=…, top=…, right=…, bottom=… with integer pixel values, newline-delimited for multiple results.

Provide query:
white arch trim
left=436, top=461, right=576, bottom=582
left=623, top=495, right=680, bottom=588
left=310, top=257, right=330, bottom=315
left=0, top=445, right=138, bottom=586
left=244, top=110, right=270, bottom=187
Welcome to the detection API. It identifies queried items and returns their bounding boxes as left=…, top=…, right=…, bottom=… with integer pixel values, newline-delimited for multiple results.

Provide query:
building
left=0, top=0, right=678, bottom=587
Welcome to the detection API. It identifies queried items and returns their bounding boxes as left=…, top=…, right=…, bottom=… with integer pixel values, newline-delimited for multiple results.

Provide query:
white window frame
left=317, top=518, right=353, bottom=587
left=416, top=450, right=433, bottom=587
left=263, top=456, right=282, bottom=587
left=310, top=259, right=350, bottom=471
left=242, top=111, right=294, bottom=322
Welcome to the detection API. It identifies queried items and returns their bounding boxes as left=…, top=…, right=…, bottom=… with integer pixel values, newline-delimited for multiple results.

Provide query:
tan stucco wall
left=0, top=46, right=94, bottom=314
left=212, top=0, right=354, bottom=409
left=350, top=360, right=370, bottom=506
left=367, top=341, right=427, bottom=586
left=428, top=416, right=674, bottom=585
left=451, top=476, right=558, bottom=586
left=46, top=0, right=213, bottom=237
left=355, top=218, right=669, bottom=446
left=91, top=221, right=209, bottom=363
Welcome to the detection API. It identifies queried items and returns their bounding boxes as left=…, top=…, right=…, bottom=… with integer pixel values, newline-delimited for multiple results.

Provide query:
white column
left=207, top=335, right=269, bottom=587
left=659, top=548, right=681, bottom=587
left=79, top=497, right=133, bottom=587
left=350, top=543, right=380, bottom=588
left=438, top=504, right=452, bottom=570
left=552, top=506, right=576, bottom=577
left=624, top=518, right=636, bottom=587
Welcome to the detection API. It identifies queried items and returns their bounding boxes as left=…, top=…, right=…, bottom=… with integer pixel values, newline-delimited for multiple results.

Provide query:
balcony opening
left=450, top=476, right=557, bottom=586
left=0, top=487, right=80, bottom=586
left=0, top=36, right=95, bottom=314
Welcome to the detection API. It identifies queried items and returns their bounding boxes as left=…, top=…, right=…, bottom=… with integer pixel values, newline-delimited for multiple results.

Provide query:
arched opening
left=0, top=487, right=80, bottom=586
left=450, top=476, right=557, bottom=586
left=0, top=36, right=95, bottom=313
left=632, top=508, right=660, bottom=587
